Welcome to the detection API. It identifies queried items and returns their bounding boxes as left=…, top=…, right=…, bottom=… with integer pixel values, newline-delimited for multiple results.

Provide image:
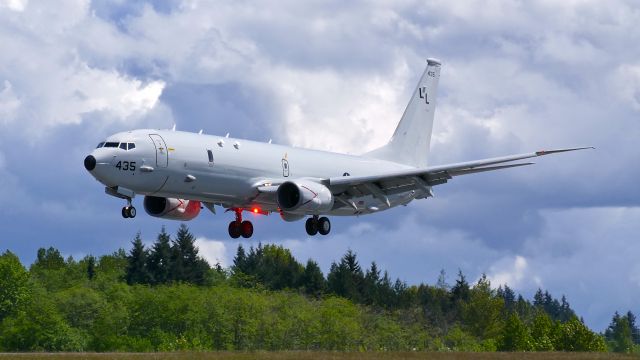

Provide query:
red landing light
left=253, top=208, right=259, bottom=214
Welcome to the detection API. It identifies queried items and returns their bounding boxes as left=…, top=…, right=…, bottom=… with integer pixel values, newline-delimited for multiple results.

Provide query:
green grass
left=0, top=352, right=637, bottom=360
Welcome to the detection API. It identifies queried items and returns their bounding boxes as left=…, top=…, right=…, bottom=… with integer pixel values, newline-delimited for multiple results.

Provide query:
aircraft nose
left=84, top=155, right=96, bottom=171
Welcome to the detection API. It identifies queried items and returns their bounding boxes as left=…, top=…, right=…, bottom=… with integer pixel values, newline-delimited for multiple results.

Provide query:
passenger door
left=149, top=134, right=168, bottom=168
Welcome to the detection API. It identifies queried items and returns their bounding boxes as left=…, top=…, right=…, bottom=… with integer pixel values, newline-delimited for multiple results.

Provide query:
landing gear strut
left=121, top=198, right=136, bottom=219
left=228, top=209, right=253, bottom=239
left=306, top=216, right=330, bottom=236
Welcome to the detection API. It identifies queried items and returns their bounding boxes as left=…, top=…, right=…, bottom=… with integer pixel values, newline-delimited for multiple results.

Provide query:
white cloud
left=0, top=1, right=165, bottom=135
left=487, top=255, right=541, bottom=289
left=261, top=59, right=411, bottom=154
left=611, top=64, right=640, bottom=111
left=0, top=0, right=27, bottom=12
left=0, top=80, right=20, bottom=124
left=195, top=237, right=229, bottom=267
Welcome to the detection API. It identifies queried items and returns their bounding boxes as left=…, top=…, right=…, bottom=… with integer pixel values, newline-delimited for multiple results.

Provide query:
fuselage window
left=128, top=143, right=136, bottom=150
left=96, top=142, right=105, bottom=148
left=119, top=143, right=127, bottom=150
left=104, top=142, right=119, bottom=148
left=207, top=149, right=214, bottom=166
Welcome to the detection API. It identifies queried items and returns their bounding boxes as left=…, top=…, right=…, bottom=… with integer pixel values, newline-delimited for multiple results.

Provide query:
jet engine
left=143, top=196, right=201, bottom=221
left=279, top=211, right=306, bottom=222
left=277, top=180, right=334, bottom=213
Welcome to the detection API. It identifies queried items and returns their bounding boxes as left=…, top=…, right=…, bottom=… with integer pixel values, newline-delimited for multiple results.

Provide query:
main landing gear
left=305, top=215, right=331, bottom=236
left=228, top=208, right=253, bottom=239
left=121, top=198, right=136, bottom=219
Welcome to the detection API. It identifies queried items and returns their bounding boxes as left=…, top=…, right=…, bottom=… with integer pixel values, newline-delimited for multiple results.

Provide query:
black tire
left=228, top=221, right=241, bottom=239
left=305, top=217, right=318, bottom=236
left=318, top=217, right=331, bottom=235
left=241, top=221, right=254, bottom=238
left=129, top=206, right=137, bottom=218
left=122, top=207, right=129, bottom=218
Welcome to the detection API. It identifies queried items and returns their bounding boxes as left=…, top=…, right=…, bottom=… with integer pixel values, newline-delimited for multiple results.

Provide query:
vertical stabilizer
left=366, top=58, right=441, bottom=168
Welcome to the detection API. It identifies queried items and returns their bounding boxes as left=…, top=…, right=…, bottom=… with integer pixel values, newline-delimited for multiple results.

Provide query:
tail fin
left=366, top=58, right=441, bottom=168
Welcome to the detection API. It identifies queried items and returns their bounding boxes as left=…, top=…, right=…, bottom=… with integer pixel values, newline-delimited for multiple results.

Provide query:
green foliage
left=0, top=251, right=31, bottom=321
left=605, top=311, right=637, bottom=353
left=530, top=312, right=555, bottom=351
left=170, top=224, right=209, bottom=285
left=462, top=275, right=504, bottom=340
left=0, top=226, right=620, bottom=353
left=0, top=286, right=85, bottom=351
left=554, top=317, right=607, bottom=352
left=147, top=227, right=172, bottom=284
left=95, top=249, right=127, bottom=283
left=499, top=313, right=533, bottom=351
left=300, top=259, right=326, bottom=297
left=443, top=326, right=483, bottom=351
left=126, top=233, right=151, bottom=285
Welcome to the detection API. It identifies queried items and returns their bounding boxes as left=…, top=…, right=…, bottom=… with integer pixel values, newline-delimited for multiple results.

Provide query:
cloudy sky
left=1, top=0, right=639, bottom=331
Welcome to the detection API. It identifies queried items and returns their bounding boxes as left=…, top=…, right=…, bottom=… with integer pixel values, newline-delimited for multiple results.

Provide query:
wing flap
left=326, top=147, right=592, bottom=198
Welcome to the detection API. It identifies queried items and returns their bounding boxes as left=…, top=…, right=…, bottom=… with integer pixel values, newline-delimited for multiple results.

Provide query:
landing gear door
left=149, top=134, right=168, bottom=168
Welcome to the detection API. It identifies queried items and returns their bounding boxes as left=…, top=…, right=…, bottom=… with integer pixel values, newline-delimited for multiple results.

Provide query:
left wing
left=323, top=147, right=593, bottom=207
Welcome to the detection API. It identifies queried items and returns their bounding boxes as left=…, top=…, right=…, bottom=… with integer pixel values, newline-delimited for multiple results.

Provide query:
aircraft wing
left=323, top=147, right=593, bottom=207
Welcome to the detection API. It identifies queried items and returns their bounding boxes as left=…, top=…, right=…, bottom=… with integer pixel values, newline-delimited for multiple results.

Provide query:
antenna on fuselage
left=268, top=139, right=272, bottom=144
left=198, top=129, right=203, bottom=135
left=225, top=133, right=230, bottom=138
left=171, top=124, right=176, bottom=131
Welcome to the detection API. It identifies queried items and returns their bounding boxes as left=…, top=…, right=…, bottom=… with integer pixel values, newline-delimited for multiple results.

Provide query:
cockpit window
left=119, top=143, right=127, bottom=150
left=104, top=142, right=119, bottom=148
left=128, top=143, right=136, bottom=150
left=96, top=142, right=104, bottom=148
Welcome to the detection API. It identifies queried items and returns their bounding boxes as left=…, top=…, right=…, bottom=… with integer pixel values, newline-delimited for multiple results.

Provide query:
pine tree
left=125, top=233, right=150, bottom=285
left=147, top=226, right=172, bottom=284
left=533, top=289, right=544, bottom=307
left=605, top=311, right=634, bottom=352
left=436, top=269, right=448, bottom=290
left=501, top=285, right=516, bottom=312
left=627, top=311, right=640, bottom=345
left=451, top=270, right=470, bottom=304
left=86, top=255, right=96, bottom=280
left=499, top=313, right=533, bottom=351
left=170, top=224, right=209, bottom=284
left=558, top=295, right=575, bottom=322
left=362, top=262, right=381, bottom=306
left=327, top=249, right=364, bottom=302
left=300, top=259, right=326, bottom=297
left=33, top=247, right=65, bottom=270
left=232, top=244, right=248, bottom=274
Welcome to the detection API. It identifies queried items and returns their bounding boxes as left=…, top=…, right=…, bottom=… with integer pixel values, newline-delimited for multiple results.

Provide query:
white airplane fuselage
left=88, top=129, right=414, bottom=217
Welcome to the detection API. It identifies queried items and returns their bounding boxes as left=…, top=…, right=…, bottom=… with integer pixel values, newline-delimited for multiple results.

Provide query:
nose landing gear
left=121, top=198, right=136, bottom=219
left=228, top=208, right=253, bottom=239
left=305, top=216, right=331, bottom=236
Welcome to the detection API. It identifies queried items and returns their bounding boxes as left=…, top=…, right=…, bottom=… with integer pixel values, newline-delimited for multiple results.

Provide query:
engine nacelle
left=143, top=196, right=201, bottom=221
left=279, top=211, right=306, bottom=222
left=277, top=180, right=334, bottom=213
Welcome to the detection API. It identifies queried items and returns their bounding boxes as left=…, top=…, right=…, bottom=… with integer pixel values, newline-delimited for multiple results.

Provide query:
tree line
left=0, top=224, right=637, bottom=353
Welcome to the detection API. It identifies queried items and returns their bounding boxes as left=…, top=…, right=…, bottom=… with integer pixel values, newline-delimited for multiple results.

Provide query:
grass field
left=0, top=352, right=637, bottom=360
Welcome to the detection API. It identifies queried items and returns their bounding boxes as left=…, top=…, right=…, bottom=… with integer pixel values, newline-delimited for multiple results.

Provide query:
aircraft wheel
left=318, top=217, right=331, bottom=235
left=228, top=221, right=241, bottom=239
left=241, top=221, right=253, bottom=239
left=305, top=217, right=318, bottom=236
left=122, top=206, right=136, bottom=218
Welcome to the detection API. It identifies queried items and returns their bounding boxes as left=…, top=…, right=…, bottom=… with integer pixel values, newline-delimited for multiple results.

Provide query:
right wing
left=323, top=147, right=593, bottom=208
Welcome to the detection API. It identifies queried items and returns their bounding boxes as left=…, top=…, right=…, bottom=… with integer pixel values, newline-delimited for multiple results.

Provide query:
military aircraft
left=84, top=58, right=591, bottom=238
